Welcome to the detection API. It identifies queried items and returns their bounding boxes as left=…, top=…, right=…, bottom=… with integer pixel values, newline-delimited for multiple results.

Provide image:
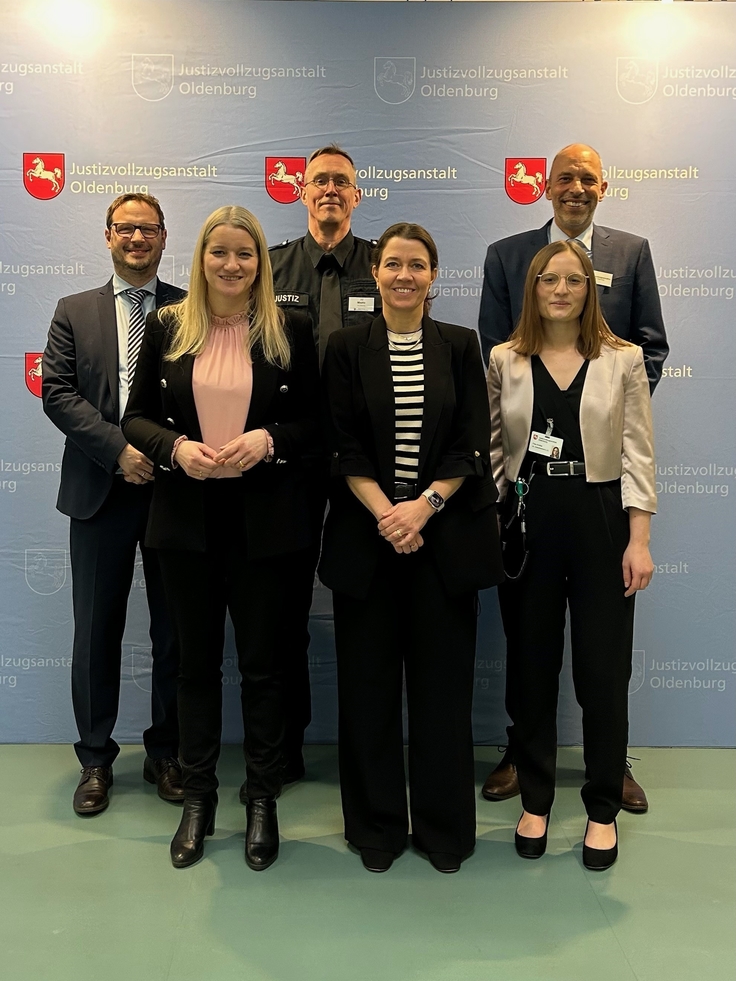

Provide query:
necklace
left=387, top=327, right=423, bottom=351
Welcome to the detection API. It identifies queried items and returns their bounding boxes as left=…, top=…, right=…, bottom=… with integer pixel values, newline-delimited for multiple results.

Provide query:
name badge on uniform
left=348, top=296, right=375, bottom=312
left=594, top=270, right=613, bottom=288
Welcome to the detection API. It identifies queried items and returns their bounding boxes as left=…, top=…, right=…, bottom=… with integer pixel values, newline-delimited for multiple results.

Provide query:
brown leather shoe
left=622, top=761, right=649, bottom=813
left=481, top=749, right=520, bottom=801
left=143, top=756, right=184, bottom=803
left=73, top=766, right=113, bottom=815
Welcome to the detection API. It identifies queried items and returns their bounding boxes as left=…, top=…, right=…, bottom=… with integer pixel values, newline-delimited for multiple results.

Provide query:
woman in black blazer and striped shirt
left=320, top=223, right=503, bottom=874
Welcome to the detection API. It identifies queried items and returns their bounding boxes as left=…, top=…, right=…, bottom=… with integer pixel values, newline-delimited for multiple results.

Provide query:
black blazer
left=318, top=315, right=503, bottom=600
left=42, top=277, right=185, bottom=520
left=477, top=220, right=669, bottom=391
left=121, top=309, right=320, bottom=558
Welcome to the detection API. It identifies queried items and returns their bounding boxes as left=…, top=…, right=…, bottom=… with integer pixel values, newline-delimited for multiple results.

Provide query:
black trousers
left=157, top=480, right=288, bottom=801
left=498, top=476, right=634, bottom=824
left=69, top=478, right=179, bottom=768
left=333, top=547, right=478, bottom=858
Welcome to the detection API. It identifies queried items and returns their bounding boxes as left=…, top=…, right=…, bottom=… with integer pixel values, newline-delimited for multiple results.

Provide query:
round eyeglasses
left=536, top=272, right=589, bottom=291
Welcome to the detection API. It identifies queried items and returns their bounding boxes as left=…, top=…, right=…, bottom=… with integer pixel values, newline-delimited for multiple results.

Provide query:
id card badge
left=528, top=431, right=564, bottom=458
left=594, top=270, right=613, bottom=288
left=348, top=296, right=375, bottom=312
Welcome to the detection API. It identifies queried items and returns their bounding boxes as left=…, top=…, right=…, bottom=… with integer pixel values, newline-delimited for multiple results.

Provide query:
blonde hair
left=510, top=240, right=628, bottom=360
left=163, top=206, right=290, bottom=367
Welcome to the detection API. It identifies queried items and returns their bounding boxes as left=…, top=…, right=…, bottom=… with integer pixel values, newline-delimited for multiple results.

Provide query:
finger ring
left=394, top=529, right=404, bottom=539
left=237, top=459, right=245, bottom=470
left=198, top=469, right=204, bottom=477
left=411, top=544, right=418, bottom=551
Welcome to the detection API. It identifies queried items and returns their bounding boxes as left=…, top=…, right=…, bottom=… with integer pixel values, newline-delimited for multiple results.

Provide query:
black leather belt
left=546, top=461, right=586, bottom=477
left=393, top=481, right=416, bottom=501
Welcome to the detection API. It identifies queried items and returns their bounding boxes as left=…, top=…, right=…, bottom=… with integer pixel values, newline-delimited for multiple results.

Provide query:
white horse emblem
left=26, top=157, right=63, bottom=194
left=268, top=161, right=304, bottom=197
left=508, top=162, right=544, bottom=198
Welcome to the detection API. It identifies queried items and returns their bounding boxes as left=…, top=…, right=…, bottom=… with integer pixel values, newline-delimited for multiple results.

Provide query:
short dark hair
left=307, top=143, right=355, bottom=169
left=105, top=193, right=165, bottom=230
left=371, top=222, right=439, bottom=271
left=371, top=222, right=439, bottom=313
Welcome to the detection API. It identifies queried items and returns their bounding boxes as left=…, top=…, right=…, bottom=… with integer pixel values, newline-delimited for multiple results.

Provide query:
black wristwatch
left=421, top=489, right=445, bottom=513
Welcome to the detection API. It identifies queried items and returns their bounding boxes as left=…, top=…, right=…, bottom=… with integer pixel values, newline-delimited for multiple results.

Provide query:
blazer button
left=474, top=450, right=480, bottom=457
left=332, top=451, right=339, bottom=458
left=166, top=417, right=175, bottom=425
left=160, top=378, right=167, bottom=388
left=279, top=384, right=289, bottom=394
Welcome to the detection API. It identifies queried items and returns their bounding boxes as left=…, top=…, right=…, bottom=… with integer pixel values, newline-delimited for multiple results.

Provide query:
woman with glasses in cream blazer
left=487, top=240, right=656, bottom=872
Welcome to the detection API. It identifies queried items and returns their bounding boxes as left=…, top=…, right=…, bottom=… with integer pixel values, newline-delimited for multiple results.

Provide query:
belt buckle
left=546, top=461, right=577, bottom=476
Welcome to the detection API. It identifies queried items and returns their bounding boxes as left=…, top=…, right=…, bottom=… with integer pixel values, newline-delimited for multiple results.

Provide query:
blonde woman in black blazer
left=123, top=206, right=319, bottom=871
left=487, top=240, right=656, bottom=871
left=320, top=223, right=503, bottom=874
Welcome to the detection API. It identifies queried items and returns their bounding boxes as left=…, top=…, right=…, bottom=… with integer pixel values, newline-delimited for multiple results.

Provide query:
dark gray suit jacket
left=477, top=220, right=669, bottom=391
left=42, top=277, right=185, bottom=520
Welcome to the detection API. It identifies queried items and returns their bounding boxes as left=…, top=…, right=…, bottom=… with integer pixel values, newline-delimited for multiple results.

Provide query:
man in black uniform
left=260, top=145, right=380, bottom=789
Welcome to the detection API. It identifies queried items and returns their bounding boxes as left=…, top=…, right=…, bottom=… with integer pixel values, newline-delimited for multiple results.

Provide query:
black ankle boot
left=170, top=796, right=217, bottom=869
left=245, top=797, right=279, bottom=871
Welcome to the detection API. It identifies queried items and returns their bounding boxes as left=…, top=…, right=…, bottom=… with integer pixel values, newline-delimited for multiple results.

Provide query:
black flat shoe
left=170, top=796, right=217, bottom=869
left=359, top=848, right=394, bottom=873
left=582, top=819, right=618, bottom=871
left=245, top=798, right=279, bottom=871
left=514, top=813, right=549, bottom=860
left=428, top=852, right=462, bottom=874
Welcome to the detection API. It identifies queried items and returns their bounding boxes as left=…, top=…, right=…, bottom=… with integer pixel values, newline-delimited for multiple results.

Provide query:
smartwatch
left=421, top=489, right=445, bottom=513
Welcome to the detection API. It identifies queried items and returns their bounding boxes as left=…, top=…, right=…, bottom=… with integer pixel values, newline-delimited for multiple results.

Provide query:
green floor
left=0, top=746, right=733, bottom=981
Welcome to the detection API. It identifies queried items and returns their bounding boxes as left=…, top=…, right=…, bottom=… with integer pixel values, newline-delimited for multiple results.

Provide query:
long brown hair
left=509, top=240, right=628, bottom=359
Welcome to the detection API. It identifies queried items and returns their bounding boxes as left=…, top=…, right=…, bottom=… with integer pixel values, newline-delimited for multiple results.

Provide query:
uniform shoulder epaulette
left=268, top=239, right=292, bottom=251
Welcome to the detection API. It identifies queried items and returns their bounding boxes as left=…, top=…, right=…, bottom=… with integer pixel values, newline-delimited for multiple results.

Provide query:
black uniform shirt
left=269, top=230, right=381, bottom=348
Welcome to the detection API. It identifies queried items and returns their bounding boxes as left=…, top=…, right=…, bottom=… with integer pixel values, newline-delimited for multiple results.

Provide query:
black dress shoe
left=514, top=813, right=549, bottom=859
left=245, top=798, right=279, bottom=871
left=143, top=756, right=184, bottom=803
left=481, top=748, right=520, bottom=802
left=622, top=761, right=649, bottom=813
left=582, top=819, right=618, bottom=872
left=170, top=796, right=217, bottom=869
left=428, top=852, right=462, bottom=874
left=359, top=848, right=394, bottom=873
left=73, top=766, right=113, bottom=816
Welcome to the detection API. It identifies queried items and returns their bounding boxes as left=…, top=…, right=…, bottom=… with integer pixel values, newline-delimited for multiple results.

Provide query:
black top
left=269, top=230, right=381, bottom=348
left=522, top=355, right=590, bottom=472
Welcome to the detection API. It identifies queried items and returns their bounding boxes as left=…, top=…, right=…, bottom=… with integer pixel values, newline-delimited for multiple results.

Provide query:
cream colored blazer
left=487, top=341, right=657, bottom=513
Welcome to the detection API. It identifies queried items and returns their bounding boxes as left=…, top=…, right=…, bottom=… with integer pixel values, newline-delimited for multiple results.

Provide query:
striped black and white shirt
left=387, top=328, right=424, bottom=482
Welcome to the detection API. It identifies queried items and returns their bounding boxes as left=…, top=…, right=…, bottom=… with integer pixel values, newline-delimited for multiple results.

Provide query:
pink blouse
left=192, top=311, right=252, bottom=479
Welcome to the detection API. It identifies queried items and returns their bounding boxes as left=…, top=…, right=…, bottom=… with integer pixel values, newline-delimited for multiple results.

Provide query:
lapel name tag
left=594, top=270, right=613, bottom=288
left=348, top=296, right=375, bottom=312
left=529, top=431, right=564, bottom=458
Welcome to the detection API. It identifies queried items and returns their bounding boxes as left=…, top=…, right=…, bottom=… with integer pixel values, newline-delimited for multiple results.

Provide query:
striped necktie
left=567, top=237, right=592, bottom=260
left=125, top=288, right=148, bottom=380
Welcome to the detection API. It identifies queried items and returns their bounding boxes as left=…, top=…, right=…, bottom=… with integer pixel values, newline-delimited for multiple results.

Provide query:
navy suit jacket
left=477, top=220, right=669, bottom=391
left=42, top=277, right=185, bottom=520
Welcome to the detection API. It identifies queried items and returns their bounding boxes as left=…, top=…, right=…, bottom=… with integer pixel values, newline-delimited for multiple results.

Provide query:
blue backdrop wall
left=1, top=1, right=734, bottom=748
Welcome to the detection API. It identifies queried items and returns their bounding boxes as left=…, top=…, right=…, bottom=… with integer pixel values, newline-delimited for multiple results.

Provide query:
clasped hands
left=377, top=497, right=433, bottom=554
left=174, top=430, right=269, bottom=481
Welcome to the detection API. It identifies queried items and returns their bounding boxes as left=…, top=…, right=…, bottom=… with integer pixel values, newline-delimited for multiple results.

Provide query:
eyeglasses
left=536, top=272, right=589, bottom=291
left=304, top=175, right=356, bottom=191
left=110, top=223, right=163, bottom=239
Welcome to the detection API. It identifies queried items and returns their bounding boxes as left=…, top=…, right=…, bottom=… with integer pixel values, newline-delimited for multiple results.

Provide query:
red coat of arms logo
left=505, top=158, right=546, bottom=205
left=23, top=154, right=65, bottom=200
left=265, top=157, right=306, bottom=204
left=25, top=353, right=44, bottom=397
